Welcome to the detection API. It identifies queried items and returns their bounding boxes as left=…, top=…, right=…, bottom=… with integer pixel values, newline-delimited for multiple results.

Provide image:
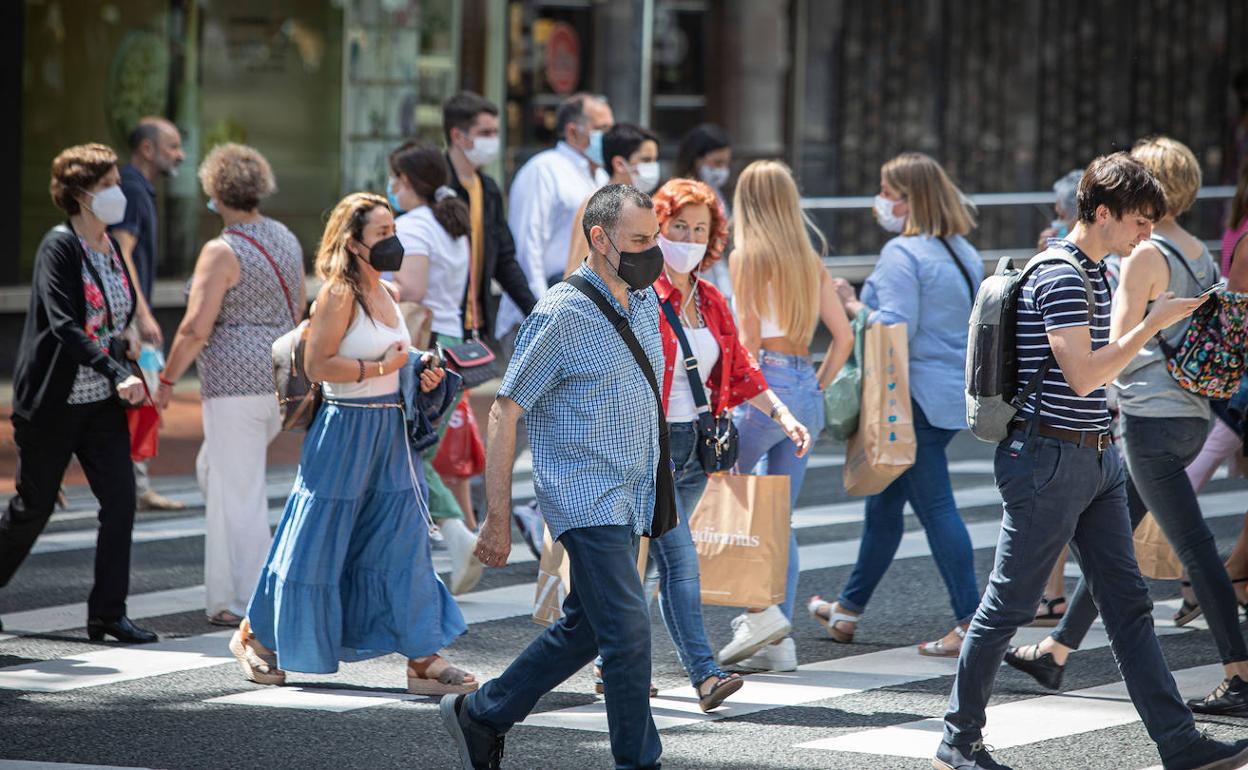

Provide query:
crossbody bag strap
left=937, top=236, right=976, bottom=301
left=1148, top=235, right=1205, bottom=359
left=224, top=229, right=299, bottom=327
left=566, top=274, right=665, bottom=411
left=658, top=298, right=712, bottom=416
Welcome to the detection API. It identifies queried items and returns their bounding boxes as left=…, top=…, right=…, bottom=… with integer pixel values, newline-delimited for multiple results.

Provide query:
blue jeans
left=943, top=430, right=1201, bottom=763
left=1053, top=414, right=1248, bottom=664
left=637, top=422, right=720, bottom=687
left=466, top=525, right=661, bottom=770
left=838, top=400, right=980, bottom=624
left=733, top=352, right=825, bottom=621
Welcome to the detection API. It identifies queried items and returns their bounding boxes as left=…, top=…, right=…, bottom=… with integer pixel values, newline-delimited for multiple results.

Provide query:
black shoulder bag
left=566, top=274, right=677, bottom=538
left=658, top=297, right=739, bottom=473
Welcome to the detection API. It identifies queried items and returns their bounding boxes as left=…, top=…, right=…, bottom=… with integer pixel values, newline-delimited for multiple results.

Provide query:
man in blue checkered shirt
left=441, top=185, right=665, bottom=770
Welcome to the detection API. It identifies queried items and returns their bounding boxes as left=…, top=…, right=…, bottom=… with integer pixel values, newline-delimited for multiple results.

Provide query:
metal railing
left=809, top=185, right=1238, bottom=282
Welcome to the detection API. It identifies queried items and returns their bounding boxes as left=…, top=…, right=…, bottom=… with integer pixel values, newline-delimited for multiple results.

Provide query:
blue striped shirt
left=1015, top=242, right=1113, bottom=432
left=498, top=265, right=663, bottom=541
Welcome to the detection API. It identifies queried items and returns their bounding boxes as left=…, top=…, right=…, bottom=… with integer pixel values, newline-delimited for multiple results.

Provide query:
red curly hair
left=651, top=178, right=729, bottom=271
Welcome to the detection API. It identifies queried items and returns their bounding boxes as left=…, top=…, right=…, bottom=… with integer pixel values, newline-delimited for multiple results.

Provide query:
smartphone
left=1196, top=280, right=1227, bottom=299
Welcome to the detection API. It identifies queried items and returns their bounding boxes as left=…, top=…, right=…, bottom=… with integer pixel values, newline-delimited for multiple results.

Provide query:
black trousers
left=0, top=399, right=136, bottom=620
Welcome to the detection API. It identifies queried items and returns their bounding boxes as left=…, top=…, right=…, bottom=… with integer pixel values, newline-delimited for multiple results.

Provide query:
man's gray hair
left=1053, top=169, right=1083, bottom=220
left=582, top=184, right=653, bottom=246
left=555, top=92, right=607, bottom=137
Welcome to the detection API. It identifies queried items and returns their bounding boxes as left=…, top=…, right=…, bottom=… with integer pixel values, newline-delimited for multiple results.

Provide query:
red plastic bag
left=432, top=397, right=485, bottom=478
left=127, top=404, right=160, bottom=461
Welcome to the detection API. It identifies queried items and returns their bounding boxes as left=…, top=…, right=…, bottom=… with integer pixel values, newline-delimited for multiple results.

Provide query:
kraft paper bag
left=689, top=473, right=791, bottom=609
left=1134, top=512, right=1184, bottom=580
left=532, top=526, right=650, bottom=627
left=843, top=322, right=916, bottom=496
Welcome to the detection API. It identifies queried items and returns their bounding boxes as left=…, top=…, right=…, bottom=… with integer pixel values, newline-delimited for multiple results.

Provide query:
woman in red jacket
left=600, top=178, right=810, bottom=712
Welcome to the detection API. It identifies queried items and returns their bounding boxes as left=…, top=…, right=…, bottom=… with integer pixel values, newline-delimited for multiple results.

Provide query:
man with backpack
left=937, top=153, right=1248, bottom=770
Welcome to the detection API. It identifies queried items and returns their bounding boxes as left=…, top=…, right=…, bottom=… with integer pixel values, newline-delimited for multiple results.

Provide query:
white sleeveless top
left=667, top=326, right=721, bottom=423
left=322, top=295, right=411, bottom=399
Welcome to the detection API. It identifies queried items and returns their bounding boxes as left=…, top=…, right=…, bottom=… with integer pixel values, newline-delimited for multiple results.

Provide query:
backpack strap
left=1009, top=245, right=1098, bottom=415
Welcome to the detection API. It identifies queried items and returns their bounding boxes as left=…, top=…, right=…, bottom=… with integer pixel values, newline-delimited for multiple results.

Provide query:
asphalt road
left=2, top=429, right=1248, bottom=770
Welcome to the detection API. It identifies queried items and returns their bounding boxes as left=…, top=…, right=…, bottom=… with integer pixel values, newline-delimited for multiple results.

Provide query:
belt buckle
left=1097, top=432, right=1110, bottom=453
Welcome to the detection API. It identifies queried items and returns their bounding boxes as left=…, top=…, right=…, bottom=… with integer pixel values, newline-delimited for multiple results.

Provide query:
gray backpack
left=965, top=245, right=1095, bottom=443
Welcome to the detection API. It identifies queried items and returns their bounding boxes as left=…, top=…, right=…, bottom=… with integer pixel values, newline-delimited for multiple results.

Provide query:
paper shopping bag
left=689, top=473, right=790, bottom=608
left=1134, top=512, right=1183, bottom=580
left=843, top=322, right=915, bottom=496
left=532, top=526, right=651, bottom=627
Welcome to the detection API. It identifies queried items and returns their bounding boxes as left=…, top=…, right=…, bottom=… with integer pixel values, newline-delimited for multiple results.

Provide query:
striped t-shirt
left=1015, top=242, right=1112, bottom=432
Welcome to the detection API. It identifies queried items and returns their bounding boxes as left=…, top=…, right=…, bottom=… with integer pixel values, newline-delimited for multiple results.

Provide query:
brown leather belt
left=1011, top=420, right=1112, bottom=452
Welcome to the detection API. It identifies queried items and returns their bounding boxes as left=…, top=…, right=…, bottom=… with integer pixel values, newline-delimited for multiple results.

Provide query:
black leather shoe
left=1164, top=735, right=1248, bottom=770
left=933, top=739, right=1013, bottom=770
left=1187, top=676, right=1248, bottom=718
left=441, top=693, right=505, bottom=770
left=87, top=616, right=158, bottom=644
left=1003, top=646, right=1064, bottom=690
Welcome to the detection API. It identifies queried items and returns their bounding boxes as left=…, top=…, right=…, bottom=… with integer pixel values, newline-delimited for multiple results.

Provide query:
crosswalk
left=2, top=451, right=1246, bottom=770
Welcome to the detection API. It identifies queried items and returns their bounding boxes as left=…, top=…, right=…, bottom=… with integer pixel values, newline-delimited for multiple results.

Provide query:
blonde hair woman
left=156, top=143, right=301, bottom=628
left=811, top=152, right=984, bottom=659
left=715, top=160, right=853, bottom=672
left=231, top=193, right=477, bottom=696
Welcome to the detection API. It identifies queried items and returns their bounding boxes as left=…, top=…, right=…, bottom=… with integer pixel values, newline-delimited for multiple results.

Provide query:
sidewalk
left=0, top=379, right=500, bottom=496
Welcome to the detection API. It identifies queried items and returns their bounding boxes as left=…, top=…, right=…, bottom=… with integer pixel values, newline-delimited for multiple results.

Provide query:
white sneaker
left=442, top=520, right=484, bottom=595
left=738, top=636, right=797, bottom=672
left=717, top=605, right=792, bottom=666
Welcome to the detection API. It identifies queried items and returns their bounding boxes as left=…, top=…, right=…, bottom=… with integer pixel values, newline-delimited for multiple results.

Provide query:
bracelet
left=356, top=359, right=365, bottom=383
left=769, top=404, right=789, bottom=421
left=158, top=374, right=175, bottom=387
left=378, top=361, right=385, bottom=377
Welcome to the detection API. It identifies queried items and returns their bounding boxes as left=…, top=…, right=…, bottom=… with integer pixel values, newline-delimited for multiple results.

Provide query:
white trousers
left=198, top=394, right=281, bottom=617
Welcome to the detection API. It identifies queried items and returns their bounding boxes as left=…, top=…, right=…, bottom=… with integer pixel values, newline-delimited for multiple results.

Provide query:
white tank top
left=322, top=294, right=411, bottom=399
left=667, top=326, right=721, bottom=423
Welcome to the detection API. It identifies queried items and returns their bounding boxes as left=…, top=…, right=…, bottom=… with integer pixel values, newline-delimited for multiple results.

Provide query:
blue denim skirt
left=247, top=394, right=467, bottom=673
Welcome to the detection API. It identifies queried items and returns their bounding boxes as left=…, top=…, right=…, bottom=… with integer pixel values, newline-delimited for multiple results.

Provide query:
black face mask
left=605, top=233, right=663, bottom=291
left=363, top=234, right=405, bottom=272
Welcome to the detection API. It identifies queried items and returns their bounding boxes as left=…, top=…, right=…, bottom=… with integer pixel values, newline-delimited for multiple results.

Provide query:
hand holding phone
left=1196, top=280, right=1227, bottom=299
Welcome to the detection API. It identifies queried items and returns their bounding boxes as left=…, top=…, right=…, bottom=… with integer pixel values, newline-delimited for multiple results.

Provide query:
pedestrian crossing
left=3, top=457, right=1246, bottom=769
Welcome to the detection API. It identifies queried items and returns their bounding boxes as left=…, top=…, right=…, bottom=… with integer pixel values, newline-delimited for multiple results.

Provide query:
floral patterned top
left=68, top=237, right=133, bottom=404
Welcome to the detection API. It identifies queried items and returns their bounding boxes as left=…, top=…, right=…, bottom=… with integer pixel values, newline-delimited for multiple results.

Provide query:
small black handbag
left=659, top=298, right=739, bottom=473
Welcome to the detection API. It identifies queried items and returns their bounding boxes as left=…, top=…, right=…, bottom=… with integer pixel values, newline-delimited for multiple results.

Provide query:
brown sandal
left=697, top=672, right=744, bottom=713
left=229, top=618, right=285, bottom=686
left=407, top=655, right=479, bottom=695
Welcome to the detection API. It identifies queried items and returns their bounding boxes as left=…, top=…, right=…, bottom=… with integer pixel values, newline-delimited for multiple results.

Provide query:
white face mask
left=464, top=135, right=500, bottom=168
left=87, top=185, right=127, bottom=225
left=658, top=233, right=708, bottom=274
left=698, top=165, right=729, bottom=189
left=631, top=161, right=661, bottom=193
left=874, top=194, right=906, bottom=233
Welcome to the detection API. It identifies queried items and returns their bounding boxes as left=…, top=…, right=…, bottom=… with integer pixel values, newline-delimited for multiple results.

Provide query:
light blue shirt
left=499, top=265, right=663, bottom=540
left=861, top=234, right=983, bottom=431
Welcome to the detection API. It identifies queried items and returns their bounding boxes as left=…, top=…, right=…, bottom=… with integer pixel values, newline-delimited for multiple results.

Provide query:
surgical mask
left=874, top=194, right=906, bottom=233
left=605, top=233, right=663, bottom=291
left=206, top=198, right=218, bottom=214
left=658, top=233, right=707, bottom=274
left=631, top=161, right=661, bottom=193
left=586, top=129, right=605, bottom=166
left=698, top=165, right=729, bottom=189
left=464, top=135, right=500, bottom=168
left=86, top=185, right=127, bottom=225
left=387, top=177, right=406, bottom=214
left=364, top=234, right=405, bottom=272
